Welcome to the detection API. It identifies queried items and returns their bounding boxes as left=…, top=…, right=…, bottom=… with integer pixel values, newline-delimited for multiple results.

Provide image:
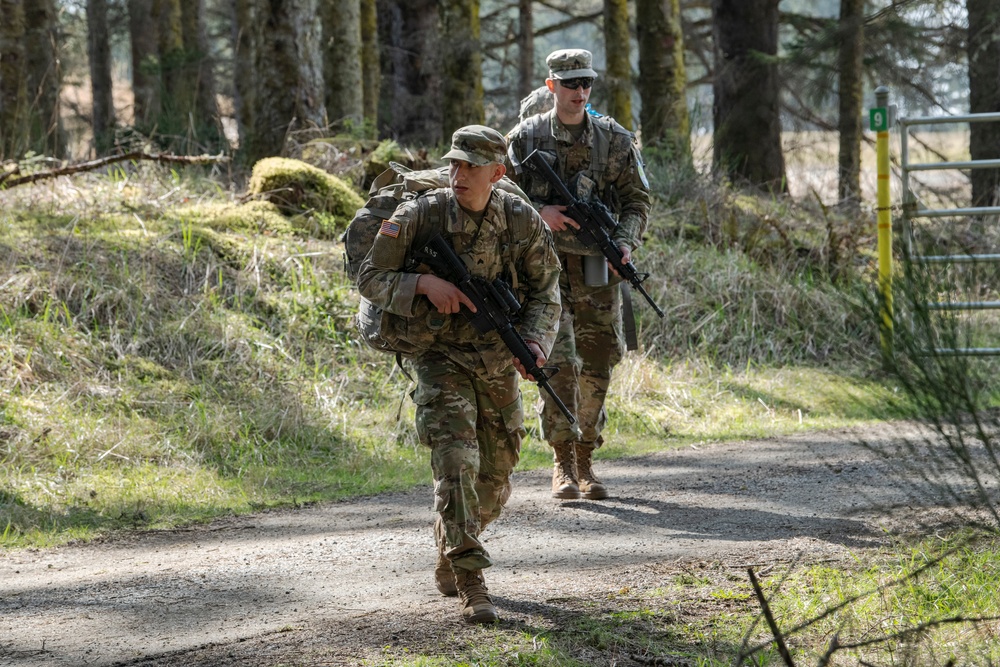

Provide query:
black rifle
left=523, top=149, right=665, bottom=318
left=417, top=233, right=576, bottom=425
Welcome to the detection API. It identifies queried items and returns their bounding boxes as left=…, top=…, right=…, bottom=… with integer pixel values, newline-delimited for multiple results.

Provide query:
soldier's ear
left=490, top=162, right=506, bottom=184
left=545, top=79, right=556, bottom=93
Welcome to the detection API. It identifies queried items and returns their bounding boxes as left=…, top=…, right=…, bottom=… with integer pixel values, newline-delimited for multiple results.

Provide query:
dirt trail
left=0, top=429, right=934, bottom=666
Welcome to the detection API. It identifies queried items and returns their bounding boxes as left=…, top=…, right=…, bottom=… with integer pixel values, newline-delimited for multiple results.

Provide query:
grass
left=353, top=533, right=1000, bottom=666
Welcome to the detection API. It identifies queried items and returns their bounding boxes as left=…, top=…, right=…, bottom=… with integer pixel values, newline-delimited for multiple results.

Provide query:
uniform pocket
left=433, top=478, right=452, bottom=512
left=499, top=393, right=526, bottom=440
left=410, top=381, right=442, bottom=447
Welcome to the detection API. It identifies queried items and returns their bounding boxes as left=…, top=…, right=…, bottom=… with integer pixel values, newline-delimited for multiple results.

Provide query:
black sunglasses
left=559, top=78, right=594, bottom=90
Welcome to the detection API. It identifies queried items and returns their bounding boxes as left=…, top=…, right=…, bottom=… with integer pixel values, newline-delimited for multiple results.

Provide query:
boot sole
left=551, top=489, right=581, bottom=499
left=581, top=489, right=609, bottom=500
left=464, top=608, right=499, bottom=624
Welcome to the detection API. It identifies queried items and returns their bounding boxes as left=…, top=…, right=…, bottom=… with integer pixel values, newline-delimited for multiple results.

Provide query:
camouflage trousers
left=410, top=351, right=525, bottom=572
left=540, top=253, right=625, bottom=449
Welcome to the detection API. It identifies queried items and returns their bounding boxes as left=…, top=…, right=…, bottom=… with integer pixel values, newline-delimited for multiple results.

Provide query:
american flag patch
left=379, top=220, right=401, bottom=238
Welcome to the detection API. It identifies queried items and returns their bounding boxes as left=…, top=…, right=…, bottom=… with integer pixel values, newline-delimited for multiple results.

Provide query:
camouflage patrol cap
left=441, top=125, right=507, bottom=166
left=546, top=48, right=599, bottom=80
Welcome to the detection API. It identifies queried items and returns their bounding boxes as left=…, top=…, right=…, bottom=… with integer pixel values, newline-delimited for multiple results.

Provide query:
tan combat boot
left=576, top=443, right=608, bottom=500
left=454, top=568, right=498, bottom=624
left=551, top=442, right=581, bottom=499
left=433, top=518, right=457, bottom=596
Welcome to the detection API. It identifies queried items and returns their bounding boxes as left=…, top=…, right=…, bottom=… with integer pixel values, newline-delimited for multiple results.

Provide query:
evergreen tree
left=711, top=0, right=787, bottom=191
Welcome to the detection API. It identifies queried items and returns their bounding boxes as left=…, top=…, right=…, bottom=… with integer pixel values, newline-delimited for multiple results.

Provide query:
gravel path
left=0, top=428, right=943, bottom=666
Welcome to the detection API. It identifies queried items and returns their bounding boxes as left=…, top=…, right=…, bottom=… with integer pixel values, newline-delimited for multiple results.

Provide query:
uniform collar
left=448, top=188, right=501, bottom=235
left=548, top=109, right=592, bottom=145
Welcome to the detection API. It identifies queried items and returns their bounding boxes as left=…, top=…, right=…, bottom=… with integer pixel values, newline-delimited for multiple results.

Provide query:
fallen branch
left=0, top=151, right=229, bottom=189
left=744, top=567, right=796, bottom=667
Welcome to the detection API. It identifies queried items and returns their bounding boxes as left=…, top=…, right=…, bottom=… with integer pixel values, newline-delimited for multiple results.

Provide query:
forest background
left=2, top=0, right=996, bottom=204
left=3, top=0, right=1000, bottom=665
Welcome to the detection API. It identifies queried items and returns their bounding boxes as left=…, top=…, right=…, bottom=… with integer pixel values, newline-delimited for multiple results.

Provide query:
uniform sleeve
left=356, top=201, right=424, bottom=317
left=516, top=205, right=562, bottom=357
left=610, top=136, right=651, bottom=251
left=502, top=128, right=520, bottom=180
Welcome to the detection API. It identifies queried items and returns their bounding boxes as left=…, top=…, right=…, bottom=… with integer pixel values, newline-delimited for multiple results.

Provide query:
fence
left=873, top=86, right=1000, bottom=356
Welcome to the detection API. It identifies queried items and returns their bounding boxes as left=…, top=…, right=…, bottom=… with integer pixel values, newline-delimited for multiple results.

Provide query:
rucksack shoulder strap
left=499, top=190, right=532, bottom=290
left=407, top=188, right=450, bottom=252
left=590, top=116, right=615, bottom=180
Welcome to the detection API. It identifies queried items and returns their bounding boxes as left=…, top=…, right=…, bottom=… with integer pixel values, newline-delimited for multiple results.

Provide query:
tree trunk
left=517, top=0, right=534, bottom=101
left=968, top=0, right=1000, bottom=208
left=152, top=0, right=222, bottom=150
left=129, top=0, right=161, bottom=130
left=360, top=0, right=380, bottom=131
left=636, top=0, right=689, bottom=157
left=242, top=0, right=326, bottom=163
left=603, top=0, right=632, bottom=129
left=323, top=0, right=364, bottom=129
left=439, top=0, right=484, bottom=136
left=0, top=0, right=28, bottom=160
left=711, top=0, right=786, bottom=192
left=376, top=0, right=442, bottom=145
left=232, top=0, right=257, bottom=158
left=24, top=0, right=63, bottom=157
left=836, top=0, right=865, bottom=209
left=180, top=0, right=223, bottom=150
left=88, top=0, right=116, bottom=155
left=155, top=0, right=187, bottom=138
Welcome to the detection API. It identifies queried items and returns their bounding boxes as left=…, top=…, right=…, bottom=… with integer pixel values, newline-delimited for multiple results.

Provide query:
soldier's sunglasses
left=559, top=78, right=594, bottom=90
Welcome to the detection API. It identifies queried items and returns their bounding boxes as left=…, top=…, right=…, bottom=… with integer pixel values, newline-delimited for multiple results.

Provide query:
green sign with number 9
left=870, top=108, right=887, bottom=132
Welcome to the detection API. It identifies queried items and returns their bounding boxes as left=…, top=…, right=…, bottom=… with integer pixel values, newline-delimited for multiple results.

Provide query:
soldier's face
left=449, top=160, right=505, bottom=212
left=548, top=77, right=592, bottom=118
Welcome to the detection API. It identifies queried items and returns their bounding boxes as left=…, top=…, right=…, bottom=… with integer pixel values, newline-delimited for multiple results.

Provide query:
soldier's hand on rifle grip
left=513, top=340, right=546, bottom=381
left=416, top=274, right=477, bottom=314
left=539, top=205, right=580, bottom=232
left=609, top=244, right=631, bottom=278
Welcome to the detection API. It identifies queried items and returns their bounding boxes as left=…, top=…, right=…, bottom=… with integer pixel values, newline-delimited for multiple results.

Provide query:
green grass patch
left=358, top=534, right=1000, bottom=666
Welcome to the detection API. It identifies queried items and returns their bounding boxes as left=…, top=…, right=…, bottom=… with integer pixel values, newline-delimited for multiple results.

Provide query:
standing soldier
left=357, top=125, right=561, bottom=624
left=505, top=49, right=651, bottom=501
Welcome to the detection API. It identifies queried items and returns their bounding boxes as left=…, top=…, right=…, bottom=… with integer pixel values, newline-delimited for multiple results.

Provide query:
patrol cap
left=546, top=48, right=599, bottom=80
left=442, top=125, right=507, bottom=166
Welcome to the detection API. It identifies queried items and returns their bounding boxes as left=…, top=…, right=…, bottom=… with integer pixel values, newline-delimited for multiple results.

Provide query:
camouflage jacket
left=357, top=187, right=561, bottom=378
left=505, top=109, right=651, bottom=256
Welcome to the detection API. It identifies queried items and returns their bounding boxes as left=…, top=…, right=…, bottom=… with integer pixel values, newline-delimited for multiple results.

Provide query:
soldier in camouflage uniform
left=505, top=49, right=651, bottom=501
left=357, top=125, right=561, bottom=624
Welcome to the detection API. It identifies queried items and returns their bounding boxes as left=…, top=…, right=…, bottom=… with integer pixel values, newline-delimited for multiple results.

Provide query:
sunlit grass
left=515, top=359, right=911, bottom=471
left=354, top=534, right=1000, bottom=667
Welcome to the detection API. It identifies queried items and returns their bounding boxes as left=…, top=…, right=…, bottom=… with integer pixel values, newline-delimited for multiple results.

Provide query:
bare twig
left=816, top=633, right=840, bottom=667
left=744, top=567, right=796, bottom=667
left=833, top=615, right=1000, bottom=652
left=0, top=151, right=229, bottom=189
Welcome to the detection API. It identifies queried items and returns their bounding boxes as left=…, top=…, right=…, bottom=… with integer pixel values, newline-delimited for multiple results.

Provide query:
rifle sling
left=621, top=283, right=638, bottom=351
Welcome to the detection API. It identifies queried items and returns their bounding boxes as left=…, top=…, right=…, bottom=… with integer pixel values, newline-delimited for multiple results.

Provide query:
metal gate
left=897, top=108, right=1000, bottom=355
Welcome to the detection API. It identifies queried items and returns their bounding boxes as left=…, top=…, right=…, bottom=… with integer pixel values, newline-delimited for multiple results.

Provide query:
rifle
left=417, top=233, right=576, bottom=425
left=522, top=149, right=665, bottom=318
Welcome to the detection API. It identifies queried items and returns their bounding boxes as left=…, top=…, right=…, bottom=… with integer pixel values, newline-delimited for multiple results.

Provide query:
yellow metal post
left=872, top=86, right=893, bottom=360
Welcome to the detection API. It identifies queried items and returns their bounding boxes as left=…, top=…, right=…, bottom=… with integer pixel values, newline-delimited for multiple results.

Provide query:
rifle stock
left=419, top=234, right=577, bottom=425
left=523, top=150, right=665, bottom=318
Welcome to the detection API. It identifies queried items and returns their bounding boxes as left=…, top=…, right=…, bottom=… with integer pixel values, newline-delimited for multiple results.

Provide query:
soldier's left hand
left=513, top=341, right=546, bottom=381
left=608, top=244, right=631, bottom=277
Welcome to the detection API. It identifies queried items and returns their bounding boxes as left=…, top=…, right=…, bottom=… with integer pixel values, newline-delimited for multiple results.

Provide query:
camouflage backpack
left=518, top=85, right=554, bottom=122
left=343, top=162, right=531, bottom=355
